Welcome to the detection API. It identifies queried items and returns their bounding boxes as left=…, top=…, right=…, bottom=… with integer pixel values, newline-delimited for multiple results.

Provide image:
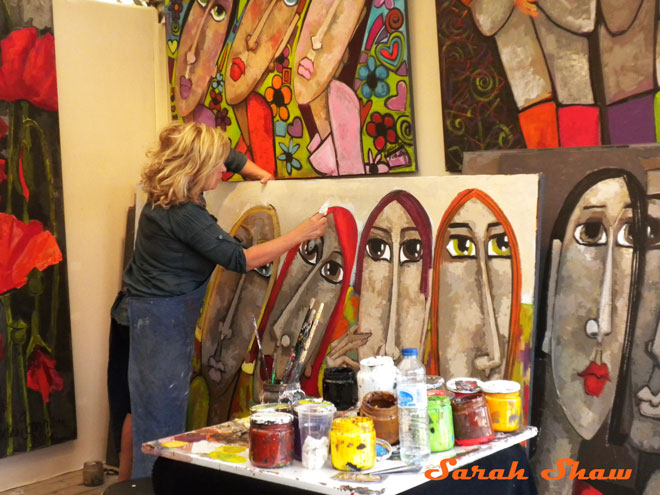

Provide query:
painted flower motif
left=375, top=0, right=395, bottom=9
left=265, top=74, right=292, bottom=121
left=0, top=213, right=62, bottom=295
left=357, top=56, right=389, bottom=100
left=27, top=347, right=64, bottom=403
left=169, top=0, right=183, bottom=21
left=365, top=149, right=389, bottom=174
left=215, top=107, right=231, bottom=131
left=209, top=89, right=222, bottom=112
left=275, top=46, right=290, bottom=73
left=366, top=112, right=397, bottom=151
left=278, top=138, right=301, bottom=175
left=211, top=73, right=224, bottom=93
left=0, top=27, right=58, bottom=111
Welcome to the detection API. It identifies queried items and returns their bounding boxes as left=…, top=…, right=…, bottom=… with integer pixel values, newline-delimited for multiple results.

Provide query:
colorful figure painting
left=165, top=0, right=416, bottom=178
left=187, top=175, right=539, bottom=425
left=438, top=0, right=660, bottom=171
left=463, top=146, right=660, bottom=494
left=0, top=1, right=77, bottom=458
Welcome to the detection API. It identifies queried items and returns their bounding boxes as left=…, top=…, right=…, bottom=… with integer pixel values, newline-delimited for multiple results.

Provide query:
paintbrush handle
left=289, top=304, right=324, bottom=384
left=283, top=311, right=315, bottom=382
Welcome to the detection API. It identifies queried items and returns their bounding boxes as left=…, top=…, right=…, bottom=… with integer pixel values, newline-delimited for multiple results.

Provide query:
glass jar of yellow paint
left=481, top=380, right=522, bottom=432
left=330, top=417, right=376, bottom=471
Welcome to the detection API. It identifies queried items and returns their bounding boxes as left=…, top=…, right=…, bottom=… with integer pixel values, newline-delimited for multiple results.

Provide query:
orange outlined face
left=176, top=0, right=234, bottom=117
left=430, top=190, right=521, bottom=383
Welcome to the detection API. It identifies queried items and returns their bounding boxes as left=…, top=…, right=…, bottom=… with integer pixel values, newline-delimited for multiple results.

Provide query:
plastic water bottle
left=397, top=348, right=430, bottom=465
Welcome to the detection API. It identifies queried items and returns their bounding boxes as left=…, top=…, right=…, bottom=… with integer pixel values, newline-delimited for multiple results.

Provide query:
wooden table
left=143, top=419, right=537, bottom=495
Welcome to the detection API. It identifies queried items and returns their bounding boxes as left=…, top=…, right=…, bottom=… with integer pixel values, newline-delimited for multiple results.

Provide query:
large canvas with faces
left=186, top=175, right=541, bottom=432
left=464, top=145, right=660, bottom=495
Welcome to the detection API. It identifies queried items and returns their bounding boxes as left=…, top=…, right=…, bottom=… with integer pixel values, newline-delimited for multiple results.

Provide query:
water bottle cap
left=401, top=348, right=417, bottom=357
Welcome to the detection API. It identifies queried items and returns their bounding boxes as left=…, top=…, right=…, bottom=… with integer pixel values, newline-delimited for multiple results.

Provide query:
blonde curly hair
left=141, top=121, right=231, bottom=208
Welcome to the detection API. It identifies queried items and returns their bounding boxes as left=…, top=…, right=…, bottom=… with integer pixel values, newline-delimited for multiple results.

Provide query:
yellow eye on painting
left=211, top=5, right=227, bottom=22
left=487, top=233, right=511, bottom=258
left=446, top=235, right=475, bottom=258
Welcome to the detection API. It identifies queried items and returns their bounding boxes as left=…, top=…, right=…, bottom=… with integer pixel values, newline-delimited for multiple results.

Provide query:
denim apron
left=128, top=280, right=208, bottom=478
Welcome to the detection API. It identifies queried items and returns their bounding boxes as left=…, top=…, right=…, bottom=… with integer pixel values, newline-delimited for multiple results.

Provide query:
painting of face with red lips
left=175, top=0, right=234, bottom=118
left=549, top=170, right=645, bottom=441
left=224, top=0, right=302, bottom=107
left=629, top=192, right=660, bottom=453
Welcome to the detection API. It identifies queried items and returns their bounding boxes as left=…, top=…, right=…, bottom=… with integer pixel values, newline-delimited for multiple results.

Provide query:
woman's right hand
left=296, top=213, right=327, bottom=242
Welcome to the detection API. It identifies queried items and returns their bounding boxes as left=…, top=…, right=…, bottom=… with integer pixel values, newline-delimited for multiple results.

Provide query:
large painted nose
left=473, top=244, right=502, bottom=378
left=247, top=0, right=277, bottom=51
left=584, top=230, right=614, bottom=345
left=383, top=251, right=400, bottom=360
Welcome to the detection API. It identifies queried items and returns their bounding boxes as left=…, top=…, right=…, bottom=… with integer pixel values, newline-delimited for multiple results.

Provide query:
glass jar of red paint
left=451, top=393, right=494, bottom=446
left=249, top=412, right=294, bottom=468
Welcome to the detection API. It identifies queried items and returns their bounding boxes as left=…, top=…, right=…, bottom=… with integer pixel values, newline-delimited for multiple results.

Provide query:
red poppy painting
left=0, top=1, right=76, bottom=459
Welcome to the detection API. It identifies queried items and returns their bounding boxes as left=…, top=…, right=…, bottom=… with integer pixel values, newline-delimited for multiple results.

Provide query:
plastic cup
left=295, top=402, right=336, bottom=469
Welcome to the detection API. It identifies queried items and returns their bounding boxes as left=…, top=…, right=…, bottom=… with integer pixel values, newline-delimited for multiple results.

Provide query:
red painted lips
left=230, top=57, right=245, bottom=81
left=578, top=361, right=610, bottom=397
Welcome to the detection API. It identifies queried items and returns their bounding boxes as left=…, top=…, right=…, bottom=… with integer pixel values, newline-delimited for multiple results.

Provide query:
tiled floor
left=0, top=468, right=120, bottom=495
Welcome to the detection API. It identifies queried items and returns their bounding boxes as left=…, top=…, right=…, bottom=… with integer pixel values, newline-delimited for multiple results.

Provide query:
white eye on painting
left=574, top=221, right=607, bottom=246
left=253, top=262, right=273, bottom=278
left=320, top=260, right=343, bottom=284
left=400, top=239, right=422, bottom=264
left=616, top=222, right=634, bottom=248
left=283, top=0, right=300, bottom=6
left=366, top=238, right=391, bottom=262
left=446, top=235, right=476, bottom=258
left=299, top=238, right=324, bottom=265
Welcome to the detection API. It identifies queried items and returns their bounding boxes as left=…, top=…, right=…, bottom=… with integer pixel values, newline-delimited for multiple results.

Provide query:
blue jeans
left=128, top=281, right=208, bottom=478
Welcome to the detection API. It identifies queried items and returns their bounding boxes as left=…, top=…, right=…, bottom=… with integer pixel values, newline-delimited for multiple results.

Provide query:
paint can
left=481, top=380, right=522, bottom=432
left=330, top=417, right=376, bottom=471
left=82, top=460, right=104, bottom=487
left=249, top=411, right=294, bottom=468
left=446, top=377, right=483, bottom=398
left=322, top=367, right=358, bottom=411
left=451, top=393, right=494, bottom=446
left=425, top=375, right=446, bottom=397
left=292, top=398, right=336, bottom=461
left=356, top=356, right=398, bottom=403
left=359, top=391, right=399, bottom=445
left=428, top=395, right=454, bottom=452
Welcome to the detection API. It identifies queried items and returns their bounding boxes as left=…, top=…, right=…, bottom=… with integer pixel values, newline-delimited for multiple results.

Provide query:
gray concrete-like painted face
left=630, top=197, right=660, bottom=452
left=436, top=198, right=513, bottom=381
left=550, top=177, right=633, bottom=440
left=357, top=201, right=428, bottom=362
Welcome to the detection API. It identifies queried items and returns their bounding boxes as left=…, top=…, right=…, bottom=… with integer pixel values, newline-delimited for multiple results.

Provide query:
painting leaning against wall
left=0, top=1, right=77, bottom=458
left=164, top=0, right=416, bottom=179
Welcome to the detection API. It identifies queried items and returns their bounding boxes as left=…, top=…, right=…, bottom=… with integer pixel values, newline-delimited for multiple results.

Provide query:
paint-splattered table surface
left=143, top=419, right=537, bottom=495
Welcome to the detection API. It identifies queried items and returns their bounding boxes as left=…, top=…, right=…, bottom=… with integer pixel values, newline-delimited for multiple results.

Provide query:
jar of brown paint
left=359, top=391, right=399, bottom=445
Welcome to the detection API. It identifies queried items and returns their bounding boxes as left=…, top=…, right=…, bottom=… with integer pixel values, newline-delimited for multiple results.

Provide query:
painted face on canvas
left=293, top=0, right=367, bottom=104
left=550, top=177, right=634, bottom=441
left=261, top=214, right=345, bottom=380
left=436, top=198, right=513, bottom=381
left=176, top=0, right=233, bottom=117
left=200, top=207, right=277, bottom=423
left=357, top=199, right=430, bottom=361
left=630, top=196, right=660, bottom=452
left=224, top=0, right=300, bottom=106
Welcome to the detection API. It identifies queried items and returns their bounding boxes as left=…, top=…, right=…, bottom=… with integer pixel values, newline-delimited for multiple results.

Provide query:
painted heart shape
left=386, top=81, right=407, bottom=112
left=168, top=38, right=178, bottom=55
left=376, top=32, right=405, bottom=72
left=287, top=116, right=303, bottom=138
left=360, top=100, right=372, bottom=127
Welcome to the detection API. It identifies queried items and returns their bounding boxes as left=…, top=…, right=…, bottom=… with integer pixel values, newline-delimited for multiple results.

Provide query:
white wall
left=0, top=0, right=168, bottom=489
left=0, top=0, right=444, bottom=489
